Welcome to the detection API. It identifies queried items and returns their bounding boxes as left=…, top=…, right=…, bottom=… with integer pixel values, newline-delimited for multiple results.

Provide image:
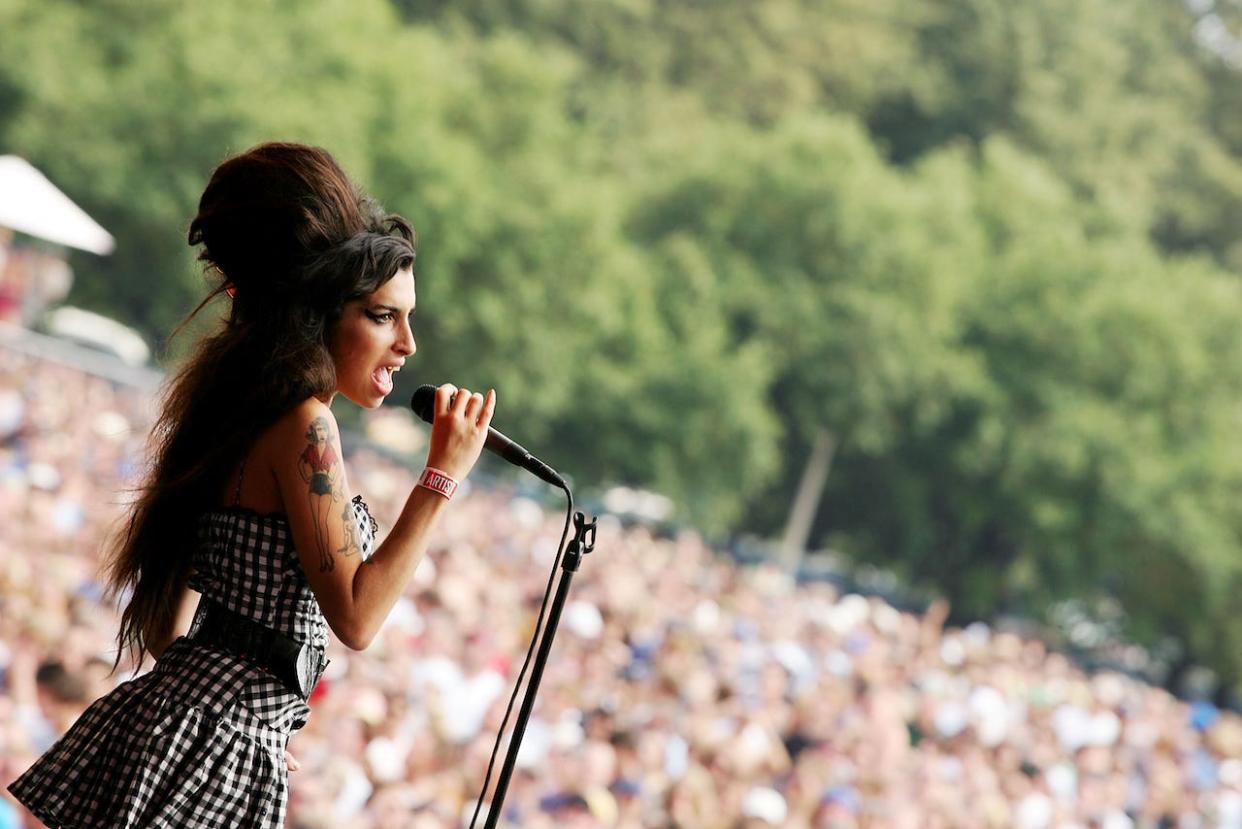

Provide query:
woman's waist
left=186, top=597, right=328, bottom=700
left=185, top=587, right=329, bottom=647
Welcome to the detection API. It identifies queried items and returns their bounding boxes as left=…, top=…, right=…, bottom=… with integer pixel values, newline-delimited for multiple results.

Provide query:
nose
left=396, top=318, right=416, bottom=356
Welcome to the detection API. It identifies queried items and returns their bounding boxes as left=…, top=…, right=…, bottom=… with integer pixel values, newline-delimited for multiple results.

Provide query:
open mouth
left=371, top=365, right=396, bottom=394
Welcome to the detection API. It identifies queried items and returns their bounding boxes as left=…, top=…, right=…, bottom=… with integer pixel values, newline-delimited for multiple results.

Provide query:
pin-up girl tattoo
left=298, top=417, right=342, bottom=572
left=336, top=499, right=363, bottom=562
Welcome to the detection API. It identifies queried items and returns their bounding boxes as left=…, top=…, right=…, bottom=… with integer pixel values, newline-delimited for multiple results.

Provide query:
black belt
left=189, top=597, right=321, bottom=700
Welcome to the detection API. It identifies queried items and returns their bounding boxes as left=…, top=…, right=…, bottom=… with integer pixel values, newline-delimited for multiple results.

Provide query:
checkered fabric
left=7, top=495, right=377, bottom=828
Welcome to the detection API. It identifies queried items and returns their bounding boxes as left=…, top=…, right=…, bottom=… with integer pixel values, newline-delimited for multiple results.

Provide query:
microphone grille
left=409, top=384, right=438, bottom=423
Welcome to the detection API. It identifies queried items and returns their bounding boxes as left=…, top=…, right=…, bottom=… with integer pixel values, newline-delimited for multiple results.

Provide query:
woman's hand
left=425, top=384, right=496, bottom=482
left=285, top=750, right=300, bottom=772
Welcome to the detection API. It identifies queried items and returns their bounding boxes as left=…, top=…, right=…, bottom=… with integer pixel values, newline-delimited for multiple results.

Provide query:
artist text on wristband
left=417, top=466, right=458, bottom=500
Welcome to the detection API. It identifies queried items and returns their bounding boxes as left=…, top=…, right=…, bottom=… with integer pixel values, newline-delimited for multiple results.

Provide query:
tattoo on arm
left=336, top=502, right=363, bottom=560
left=300, top=415, right=358, bottom=573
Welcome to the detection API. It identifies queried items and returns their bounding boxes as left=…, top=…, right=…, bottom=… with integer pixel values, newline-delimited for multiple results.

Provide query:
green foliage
left=628, top=121, right=1242, bottom=689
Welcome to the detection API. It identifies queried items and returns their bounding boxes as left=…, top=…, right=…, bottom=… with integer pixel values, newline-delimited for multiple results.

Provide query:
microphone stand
left=483, top=509, right=597, bottom=828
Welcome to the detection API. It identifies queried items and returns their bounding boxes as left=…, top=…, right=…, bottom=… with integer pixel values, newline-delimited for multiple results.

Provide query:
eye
left=366, top=311, right=396, bottom=324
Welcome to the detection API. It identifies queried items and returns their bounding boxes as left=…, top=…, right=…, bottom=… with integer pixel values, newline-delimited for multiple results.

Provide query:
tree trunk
left=779, top=427, right=836, bottom=575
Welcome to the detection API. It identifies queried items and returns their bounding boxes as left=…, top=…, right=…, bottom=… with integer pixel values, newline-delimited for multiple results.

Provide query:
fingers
left=477, top=388, right=496, bottom=428
left=446, top=386, right=488, bottom=423
left=452, top=387, right=472, bottom=417
left=435, top=384, right=458, bottom=417
left=438, top=382, right=494, bottom=431
left=463, top=391, right=485, bottom=420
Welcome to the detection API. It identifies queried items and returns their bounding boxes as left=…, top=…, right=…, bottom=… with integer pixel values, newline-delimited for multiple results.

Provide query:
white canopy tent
left=0, top=155, right=114, bottom=254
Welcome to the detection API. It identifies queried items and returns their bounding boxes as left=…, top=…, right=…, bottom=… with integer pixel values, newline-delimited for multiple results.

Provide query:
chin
left=343, top=386, right=388, bottom=409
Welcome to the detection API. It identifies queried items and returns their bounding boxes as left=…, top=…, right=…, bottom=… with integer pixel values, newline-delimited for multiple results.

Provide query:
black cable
left=467, top=483, right=573, bottom=828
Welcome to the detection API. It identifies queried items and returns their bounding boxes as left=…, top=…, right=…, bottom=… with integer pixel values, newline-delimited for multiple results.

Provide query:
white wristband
left=417, top=466, right=458, bottom=500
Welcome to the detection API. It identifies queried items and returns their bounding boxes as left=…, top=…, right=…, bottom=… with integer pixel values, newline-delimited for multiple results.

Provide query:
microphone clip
left=563, top=512, right=597, bottom=573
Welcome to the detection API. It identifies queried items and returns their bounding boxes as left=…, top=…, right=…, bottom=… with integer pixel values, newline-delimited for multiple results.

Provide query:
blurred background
left=2, top=0, right=1242, bottom=826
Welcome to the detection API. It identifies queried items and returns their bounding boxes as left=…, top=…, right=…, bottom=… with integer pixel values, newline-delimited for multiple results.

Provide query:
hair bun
left=188, top=142, right=388, bottom=316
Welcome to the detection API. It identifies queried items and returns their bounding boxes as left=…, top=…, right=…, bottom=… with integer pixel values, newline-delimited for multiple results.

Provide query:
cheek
left=332, top=323, right=381, bottom=369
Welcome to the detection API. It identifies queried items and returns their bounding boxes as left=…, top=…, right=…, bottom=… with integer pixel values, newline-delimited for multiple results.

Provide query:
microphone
left=409, top=384, right=566, bottom=488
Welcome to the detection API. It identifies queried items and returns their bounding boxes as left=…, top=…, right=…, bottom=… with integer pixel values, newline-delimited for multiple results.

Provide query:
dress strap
left=233, top=456, right=246, bottom=507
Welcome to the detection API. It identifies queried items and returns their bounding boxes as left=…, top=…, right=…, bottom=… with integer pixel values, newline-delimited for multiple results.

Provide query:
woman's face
left=328, top=266, right=416, bottom=408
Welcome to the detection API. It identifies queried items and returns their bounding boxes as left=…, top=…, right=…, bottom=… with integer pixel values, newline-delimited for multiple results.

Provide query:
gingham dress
left=7, top=492, right=377, bottom=828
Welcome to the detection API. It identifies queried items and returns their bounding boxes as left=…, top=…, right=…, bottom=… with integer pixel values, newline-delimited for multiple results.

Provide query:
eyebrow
left=371, top=304, right=416, bottom=315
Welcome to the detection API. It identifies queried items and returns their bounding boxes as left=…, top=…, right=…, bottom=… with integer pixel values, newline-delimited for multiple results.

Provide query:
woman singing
left=7, top=142, right=496, bottom=827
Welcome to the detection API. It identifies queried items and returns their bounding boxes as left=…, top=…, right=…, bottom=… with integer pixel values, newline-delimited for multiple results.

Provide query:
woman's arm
left=270, top=388, right=491, bottom=650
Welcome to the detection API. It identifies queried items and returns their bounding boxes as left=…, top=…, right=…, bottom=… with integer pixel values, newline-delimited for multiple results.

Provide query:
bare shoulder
left=263, top=397, right=348, bottom=508
left=266, top=397, right=336, bottom=449
left=251, top=398, right=339, bottom=489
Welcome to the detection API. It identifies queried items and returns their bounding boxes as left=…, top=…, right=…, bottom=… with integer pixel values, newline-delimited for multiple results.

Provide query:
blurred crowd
left=1, top=345, right=1240, bottom=829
